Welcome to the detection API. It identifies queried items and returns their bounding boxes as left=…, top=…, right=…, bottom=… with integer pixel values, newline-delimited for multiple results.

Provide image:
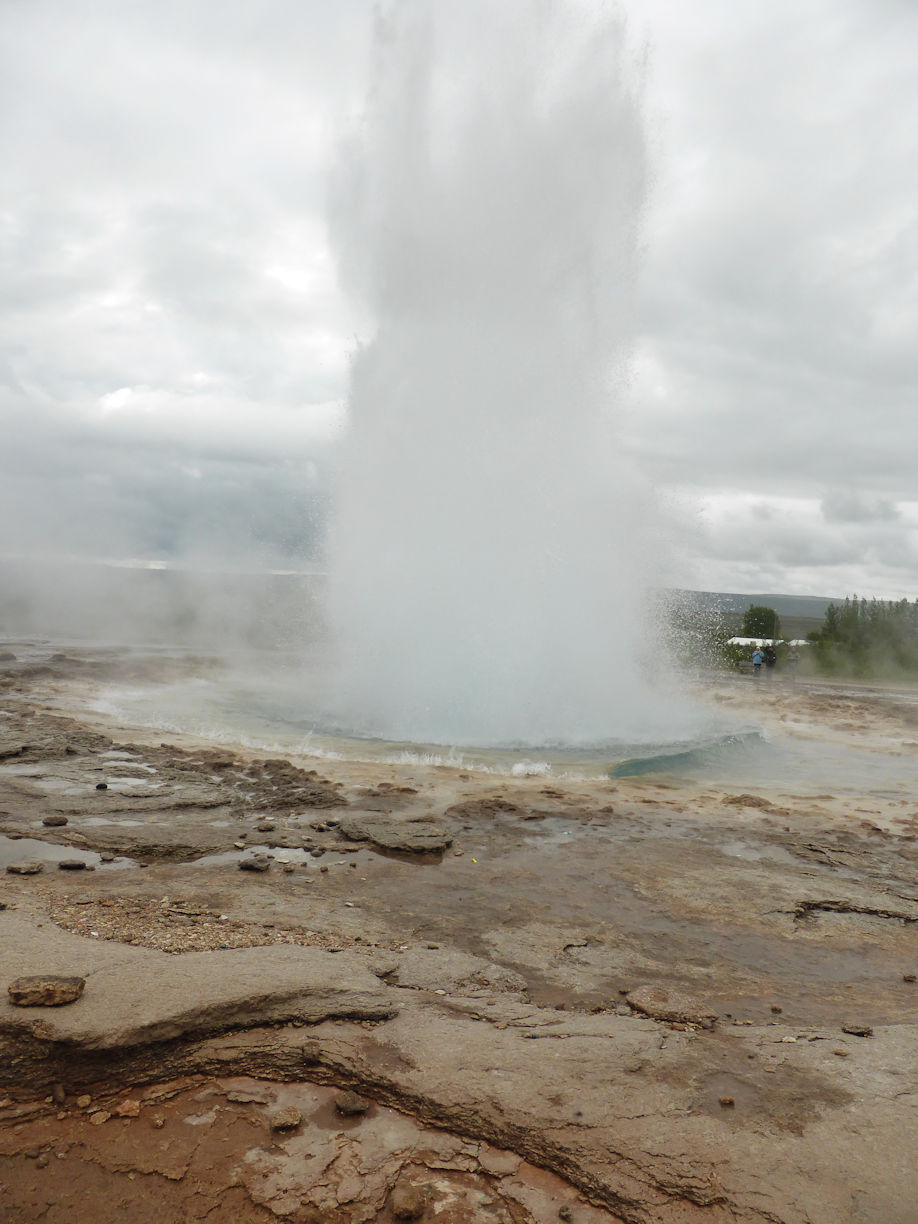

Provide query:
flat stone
left=478, top=1148, right=521, bottom=1176
left=0, top=912, right=396, bottom=1047
left=337, top=812, right=452, bottom=855
left=238, top=855, right=271, bottom=872
left=225, top=1087, right=272, bottom=1104
left=841, top=1023, right=873, bottom=1037
left=626, top=986, right=718, bottom=1029
left=58, top=860, right=88, bottom=871
left=8, top=975, right=86, bottom=1007
left=41, top=815, right=69, bottom=827
left=6, top=862, right=43, bottom=875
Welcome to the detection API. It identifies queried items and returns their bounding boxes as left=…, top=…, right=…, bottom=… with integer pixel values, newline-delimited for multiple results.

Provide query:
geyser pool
left=326, top=0, right=692, bottom=747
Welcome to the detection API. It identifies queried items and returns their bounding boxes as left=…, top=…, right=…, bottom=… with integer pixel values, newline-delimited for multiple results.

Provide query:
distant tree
left=741, top=604, right=781, bottom=639
left=810, top=595, right=918, bottom=676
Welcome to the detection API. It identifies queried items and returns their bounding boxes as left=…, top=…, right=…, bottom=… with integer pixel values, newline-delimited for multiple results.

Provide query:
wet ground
left=1, top=645, right=917, bottom=1223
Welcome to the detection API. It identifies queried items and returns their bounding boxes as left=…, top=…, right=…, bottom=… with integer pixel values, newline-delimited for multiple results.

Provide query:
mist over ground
left=0, top=559, right=326, bottom=654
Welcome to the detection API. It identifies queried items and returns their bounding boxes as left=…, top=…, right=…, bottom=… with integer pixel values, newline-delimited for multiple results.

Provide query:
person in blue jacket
left=752, top=646, right=764, bottom=677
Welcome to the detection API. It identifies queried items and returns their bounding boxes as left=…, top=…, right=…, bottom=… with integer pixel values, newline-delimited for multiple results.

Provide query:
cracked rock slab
left=625, top=985, right=719, bottom=1028
left=337, top=811, right=453, bottom=854
left=0, top=911, right=396, bottom=1048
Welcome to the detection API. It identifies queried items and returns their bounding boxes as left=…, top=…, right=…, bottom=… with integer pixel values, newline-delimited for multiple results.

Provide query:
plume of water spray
left=326, top=0, right=686, bottom=745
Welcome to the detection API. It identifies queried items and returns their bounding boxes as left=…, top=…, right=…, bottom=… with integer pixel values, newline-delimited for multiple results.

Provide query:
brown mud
left=1, top=646, right=917, bottom=1223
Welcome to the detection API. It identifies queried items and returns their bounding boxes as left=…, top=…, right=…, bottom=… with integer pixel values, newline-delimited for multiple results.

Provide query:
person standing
left=788, top=644, right=800, bottom=682
left=752, top=646, right=764, bottom=677
left=764, top=644, right=777, bottom=677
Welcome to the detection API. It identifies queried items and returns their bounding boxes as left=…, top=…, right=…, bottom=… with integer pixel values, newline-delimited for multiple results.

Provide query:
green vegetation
left=664, top=591, right=918, bottom=681
left=741, top=604, right=781, bottom=639
left=807, top=596, right=918, bottom=677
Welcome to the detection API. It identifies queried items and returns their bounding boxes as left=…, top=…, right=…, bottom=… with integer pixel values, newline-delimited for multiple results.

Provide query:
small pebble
left=390, top=1180, right=428, bottom=1220
left=238, top=855, right=271, bottom=873
left=334, top=1090, right=370, bottom=1116
left=904, top=974, right=916, bottom=983
left=770, top=1004, right=782, bottom=1014
left=270, top=1105, right=301, bottom=1132
left=833, top=1048, right=849, bottom=1057
left=719, top=1096, right=735, bottom=1107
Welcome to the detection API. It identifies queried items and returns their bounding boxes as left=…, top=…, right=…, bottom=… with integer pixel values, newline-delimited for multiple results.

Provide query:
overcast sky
left=3, top=0, right=917, bottom=598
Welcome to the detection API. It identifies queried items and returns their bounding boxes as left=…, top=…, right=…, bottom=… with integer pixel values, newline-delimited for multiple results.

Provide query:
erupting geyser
left=327, top=0, right=686, bottom=746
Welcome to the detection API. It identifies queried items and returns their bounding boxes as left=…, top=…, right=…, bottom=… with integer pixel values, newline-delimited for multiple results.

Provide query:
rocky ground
left=0, top=646, right=916, bottom=1223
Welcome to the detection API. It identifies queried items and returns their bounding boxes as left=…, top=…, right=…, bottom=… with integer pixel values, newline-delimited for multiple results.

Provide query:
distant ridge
left=675, top=590, right=841, bottom=619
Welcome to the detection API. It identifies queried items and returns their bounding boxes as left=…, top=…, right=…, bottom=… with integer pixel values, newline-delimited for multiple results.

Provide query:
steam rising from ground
left=327, top=0, right=689, bottom=745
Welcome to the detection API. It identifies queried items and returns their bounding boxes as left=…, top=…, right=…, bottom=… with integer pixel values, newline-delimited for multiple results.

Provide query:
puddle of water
left=308, top=1098, right=374, bottom=1133
left=698, top=1073, right=758, bottom=1117
left=719, top=839, right=800, bottom=867
left=81, top=817, right=145, bottom=827
left=188, top=844, right=442, bottom=870
left=101, top=776, right=162, bottom=791
left=188, top=844, right=317, bottom=868
left=0, top=835, right=136, bottom=870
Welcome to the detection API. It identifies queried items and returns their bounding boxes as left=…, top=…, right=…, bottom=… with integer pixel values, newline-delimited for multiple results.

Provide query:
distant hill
left=672, top=589, right=841, bottom=642
left=675, top=590, right=840, bottom=618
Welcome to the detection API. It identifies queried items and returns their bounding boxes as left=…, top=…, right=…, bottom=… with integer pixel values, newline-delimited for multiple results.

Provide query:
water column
left=326, top=0, right=678, bottom=745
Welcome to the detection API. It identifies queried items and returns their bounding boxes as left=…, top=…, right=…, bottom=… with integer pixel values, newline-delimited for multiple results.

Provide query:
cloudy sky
left=2, top=0, right=917, bottom=598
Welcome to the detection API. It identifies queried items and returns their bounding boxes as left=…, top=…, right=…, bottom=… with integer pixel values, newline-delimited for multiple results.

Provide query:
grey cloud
left=3, top=0, right=918, bottom=597
left=821, top=492, right=901, bottom=525
left=630, top=0, right=918, bottom=529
